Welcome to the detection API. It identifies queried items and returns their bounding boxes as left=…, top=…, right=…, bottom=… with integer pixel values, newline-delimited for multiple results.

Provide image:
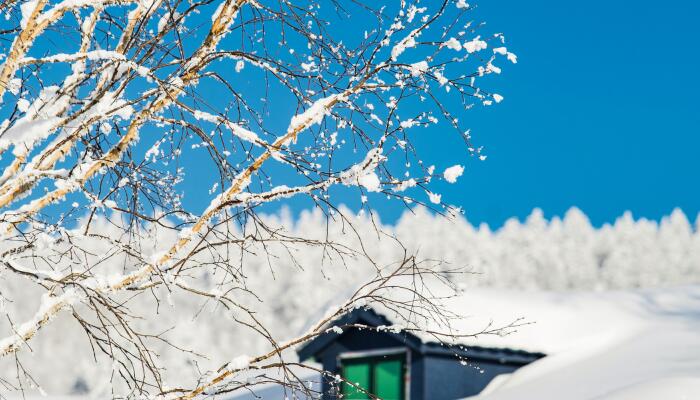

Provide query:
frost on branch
left=0, top=0, right=515, bottom=397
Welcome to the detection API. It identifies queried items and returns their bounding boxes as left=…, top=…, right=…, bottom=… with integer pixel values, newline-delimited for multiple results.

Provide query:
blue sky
left=448, top=0, right=700, bottom=227
left=237, top=0, right=699, bottom=227
left=197, top=0, right=699, bottom=227
left=271, top=0, right=698, bottom=227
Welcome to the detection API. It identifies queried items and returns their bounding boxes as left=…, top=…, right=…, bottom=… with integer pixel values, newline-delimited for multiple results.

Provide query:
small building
left=297, top=307, right=544, bottom=400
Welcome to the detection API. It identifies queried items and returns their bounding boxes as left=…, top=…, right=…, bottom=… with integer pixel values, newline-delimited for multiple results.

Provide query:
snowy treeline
left=392, top=207, right=700, bottom=290
left=242, top=205, right=700, bottom=291
left=1, top=206, right=697, bottom=396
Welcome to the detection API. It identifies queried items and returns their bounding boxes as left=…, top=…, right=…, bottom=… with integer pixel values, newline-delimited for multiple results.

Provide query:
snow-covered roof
left=297, top=305, right=543, bottom=365
left=416, top=287, right=653, bottom=354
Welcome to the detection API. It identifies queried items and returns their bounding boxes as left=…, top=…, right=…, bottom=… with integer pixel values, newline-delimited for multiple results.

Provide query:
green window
left=342, top=362, right=371, bottom=399
left=341, top=353, right=405, bottom=400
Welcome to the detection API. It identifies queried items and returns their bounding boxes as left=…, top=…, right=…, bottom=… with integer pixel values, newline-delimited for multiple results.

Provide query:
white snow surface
left=458, top=286, right=700, bottom=400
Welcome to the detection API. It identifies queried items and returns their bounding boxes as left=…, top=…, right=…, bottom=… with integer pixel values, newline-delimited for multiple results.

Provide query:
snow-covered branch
left=0, top=0, right=518, bottom=396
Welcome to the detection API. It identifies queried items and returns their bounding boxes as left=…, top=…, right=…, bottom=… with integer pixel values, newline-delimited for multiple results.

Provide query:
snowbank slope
left=465, top=286, right=700, bottom=399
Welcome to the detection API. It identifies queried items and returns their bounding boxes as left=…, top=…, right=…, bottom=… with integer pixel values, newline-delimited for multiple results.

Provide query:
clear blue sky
left=293, top=0, right=697, bottom=227
left=236, top=0, right=698, bottom=227
left=445, top=0, right=700, bottom=227
left=165, top=1, right=700, bottom=227
left=168, top=1, right=700, bottom=227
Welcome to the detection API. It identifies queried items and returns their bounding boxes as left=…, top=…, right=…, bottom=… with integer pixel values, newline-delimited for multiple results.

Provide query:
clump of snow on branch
left=443, top=165, right=464, bottom=183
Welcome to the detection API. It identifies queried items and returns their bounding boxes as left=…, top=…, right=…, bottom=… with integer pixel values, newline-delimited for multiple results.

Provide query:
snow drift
left=463, top=285, right=700, bottom=400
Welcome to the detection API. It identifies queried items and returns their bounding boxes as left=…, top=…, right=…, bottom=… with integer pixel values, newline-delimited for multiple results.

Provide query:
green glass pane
left=374, top=359, right=402, bottom=400
left=342, top=361, right=371, bottom=399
